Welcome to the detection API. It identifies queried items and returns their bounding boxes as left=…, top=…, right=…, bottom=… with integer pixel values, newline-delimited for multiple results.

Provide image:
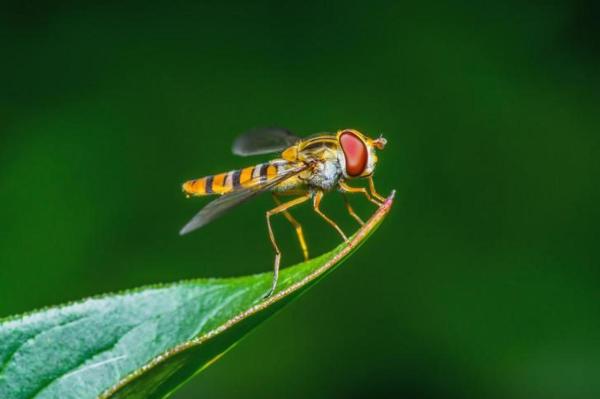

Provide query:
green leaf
left=0, top=193, right=395, bottom=399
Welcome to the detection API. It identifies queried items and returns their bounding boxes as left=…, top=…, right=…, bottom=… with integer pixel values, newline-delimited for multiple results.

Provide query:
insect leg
left=368, top=176, right=386, bottom=203
left=342, top=193, right=365, bottom=226
left=273, top=193, right=310, bottom=261
left=338, top=180, right=383, bottom=206
left=312, top=191, right=349, bottom=243
left=265, top=193, right=311, bottom=297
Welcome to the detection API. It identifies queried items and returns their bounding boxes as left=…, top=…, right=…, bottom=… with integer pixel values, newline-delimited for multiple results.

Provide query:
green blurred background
left=1, top=1, right=599, bottom=398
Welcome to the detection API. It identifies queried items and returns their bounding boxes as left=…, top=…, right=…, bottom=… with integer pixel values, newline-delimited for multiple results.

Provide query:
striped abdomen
left=183, top=160, right=295, bottom=196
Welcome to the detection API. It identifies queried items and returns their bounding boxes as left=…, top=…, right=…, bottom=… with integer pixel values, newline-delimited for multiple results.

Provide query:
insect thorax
left=274, top=140, right=342, bottom=193
left=303, top=158, right=341, bottom=191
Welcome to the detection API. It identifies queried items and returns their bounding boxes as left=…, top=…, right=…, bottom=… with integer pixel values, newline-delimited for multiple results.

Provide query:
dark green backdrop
left=1, top=1, right=599, bottom=398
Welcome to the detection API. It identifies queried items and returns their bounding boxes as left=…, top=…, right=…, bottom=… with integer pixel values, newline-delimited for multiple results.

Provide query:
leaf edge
left=100, top=190, right=396, bottom=398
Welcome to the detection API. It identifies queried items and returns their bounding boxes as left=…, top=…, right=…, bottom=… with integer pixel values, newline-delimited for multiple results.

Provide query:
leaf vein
left=0, top=313, right=88, bottom=375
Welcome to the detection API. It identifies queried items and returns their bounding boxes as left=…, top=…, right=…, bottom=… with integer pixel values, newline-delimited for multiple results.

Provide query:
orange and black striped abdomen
left=183, top=161, right=287, bottom=197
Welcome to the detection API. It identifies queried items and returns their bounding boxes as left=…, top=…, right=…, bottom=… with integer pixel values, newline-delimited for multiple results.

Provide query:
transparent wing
left=231, top=127, right=301, bottom=156
left=179, top=164, right=308, bottom=235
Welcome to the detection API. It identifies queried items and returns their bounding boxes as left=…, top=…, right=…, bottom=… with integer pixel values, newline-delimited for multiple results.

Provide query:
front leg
left=338, top=180, right=383, bottom=207
left=368, top=176, right=386, bottom=203
left=312, top=190, right=349, bottom=243
left=342, top=193, right=365, bottom=226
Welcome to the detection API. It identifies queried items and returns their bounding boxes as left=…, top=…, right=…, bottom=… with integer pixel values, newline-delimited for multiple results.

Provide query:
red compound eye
left=340, top=131, right=368, bottom=177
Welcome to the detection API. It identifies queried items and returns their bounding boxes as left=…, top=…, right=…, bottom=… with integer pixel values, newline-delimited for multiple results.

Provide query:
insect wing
left=179, top=164, right=307, bottom=235
left=232, top=127, right=301, bottom=156
left=179, top=188, right=259, bottom=235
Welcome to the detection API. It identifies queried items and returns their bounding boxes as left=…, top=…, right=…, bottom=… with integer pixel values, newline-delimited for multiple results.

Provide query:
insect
left=180, top=128, right=387, bottom=297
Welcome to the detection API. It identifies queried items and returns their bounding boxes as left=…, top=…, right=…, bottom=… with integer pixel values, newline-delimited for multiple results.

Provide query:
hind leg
left=273, top=193, right=310, bottom=261
left=265, top=193, right=311, bottom=297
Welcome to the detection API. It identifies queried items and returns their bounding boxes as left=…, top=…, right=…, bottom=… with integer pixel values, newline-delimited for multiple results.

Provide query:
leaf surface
left=0, top=193, right=395, bottom=399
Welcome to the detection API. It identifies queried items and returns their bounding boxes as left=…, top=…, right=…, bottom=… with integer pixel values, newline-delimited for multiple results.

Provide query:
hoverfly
left=180, top=128, right=387, bottom=297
